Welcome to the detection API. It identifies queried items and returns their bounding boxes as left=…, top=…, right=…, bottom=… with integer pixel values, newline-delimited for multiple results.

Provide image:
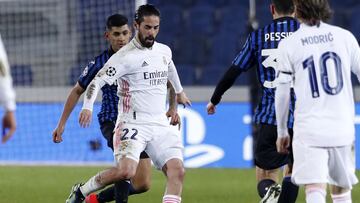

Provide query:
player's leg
left=88, top=120, right=132, bottom=203
left=113, top=151, right=152, bottom=203
left=254, top=124, right=287, bottom=202
left=256, top=167, right=279, bottom=198
left=162, top=158, right=185, bottom=203
left=91, top=153, right=151, bottom=203
left=305, top=183, right=327, bottom=203
left=291, top=141, right=329, bottom=203
left=129, top=152, right=152, bottom=195
left=277, top=129, right=299, bottom=203
left=92, top=121, right=118, bottom=203
left=146, top=125, right=184, bottom=203
left=75, top=121, right=145, bottom=203
left=328, top=145, right=358, bottom=203
left=66, top=158, right=138, bottom=203
left=331, top=186, right=352, bottom=203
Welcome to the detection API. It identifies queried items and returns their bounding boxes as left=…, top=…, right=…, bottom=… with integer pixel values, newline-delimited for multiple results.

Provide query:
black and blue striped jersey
left=233, top=17, right=299, bottom=128
left=78, top=48, right=118, bottom=125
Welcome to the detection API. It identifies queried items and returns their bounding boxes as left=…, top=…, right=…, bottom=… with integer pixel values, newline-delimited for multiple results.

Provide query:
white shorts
left=292, top=139, right=358, bottom=189
left=113, top=119, right=183, bottom=170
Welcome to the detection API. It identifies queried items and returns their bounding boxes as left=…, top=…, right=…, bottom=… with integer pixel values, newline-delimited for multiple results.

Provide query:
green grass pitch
left=0, top=166, right=359, bottom=202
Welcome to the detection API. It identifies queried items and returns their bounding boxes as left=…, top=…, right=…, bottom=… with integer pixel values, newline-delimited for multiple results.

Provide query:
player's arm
left=53, top=57, right=102, bottom=143
left=275, top=74, right=291, bottom=154
left=275, top=42, right=293, bottom=154
left=207, top=35, right=254, bottom=115
left=349, top=33, right=360, bottom=81
left=168, top=59, right=191, bottom=107
left=166, top=81, right=180, bottom=127
left=80, top=60, right=125, bottom=128
left=0, top=36, right=16, bottom=143
left=52, top=83, right=85, bottom=143
left=207, top=65, right=242, bottom=115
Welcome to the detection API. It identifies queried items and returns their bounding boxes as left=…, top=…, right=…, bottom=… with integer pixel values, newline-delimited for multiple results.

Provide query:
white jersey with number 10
left=278, top=22, right=360, bottom=147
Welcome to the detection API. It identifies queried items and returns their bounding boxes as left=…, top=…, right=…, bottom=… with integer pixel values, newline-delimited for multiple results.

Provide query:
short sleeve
left=277, top=40, right=294, bottom=84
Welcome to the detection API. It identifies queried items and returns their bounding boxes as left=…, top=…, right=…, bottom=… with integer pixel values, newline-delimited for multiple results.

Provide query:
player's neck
left=273, top=12, right=294, bottom=20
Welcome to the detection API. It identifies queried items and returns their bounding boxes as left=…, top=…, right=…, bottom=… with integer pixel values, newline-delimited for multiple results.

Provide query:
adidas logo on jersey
left=142, top=61, right=149, bottom=67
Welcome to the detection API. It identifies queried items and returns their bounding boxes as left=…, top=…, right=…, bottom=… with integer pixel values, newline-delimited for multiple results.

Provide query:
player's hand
left=206, top=102, right=216, bottom=115
left=176, top=91, right=191, bottom=108
left=166, top=108, right=181, bottom=130
left=79, top=109, right=92, bottom=128
left=52, top=125, right=64, bottom=143
left=276, top=135, right=290, bottom=154
left=2, top=111, right=16, bottom=143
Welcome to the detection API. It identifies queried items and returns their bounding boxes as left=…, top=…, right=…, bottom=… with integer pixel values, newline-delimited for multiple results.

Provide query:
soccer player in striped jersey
left=53, top=14, right=180, bottom=203
left=207, top=0, right=299, bottom=202
left=275, top=0, right=359, bottom=202
left=0, top=34, right=16, bottom=143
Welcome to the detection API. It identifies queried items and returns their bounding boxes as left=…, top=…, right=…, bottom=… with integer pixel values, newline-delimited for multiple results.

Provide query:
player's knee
left=305, top=184, right=327, bottom=195
left=115, top=165, right=136, bottom=180
left=134, top=181, right=151, bottom=193
left=166, top=160, right=185, bottom=182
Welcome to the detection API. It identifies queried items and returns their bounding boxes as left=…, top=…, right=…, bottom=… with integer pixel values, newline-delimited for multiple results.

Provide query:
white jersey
left=0, top=35, right=16, bottom=111
left=83, top=38, right=183, bottom=124
left=277, top=22, right=360, bottom=147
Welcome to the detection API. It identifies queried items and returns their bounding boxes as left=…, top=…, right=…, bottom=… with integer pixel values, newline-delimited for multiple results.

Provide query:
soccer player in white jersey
left=0, top=35, right=16, bottom=143
left=275, top=0, right=359, bottom=202
left=65, top=4, right=190, bottom=203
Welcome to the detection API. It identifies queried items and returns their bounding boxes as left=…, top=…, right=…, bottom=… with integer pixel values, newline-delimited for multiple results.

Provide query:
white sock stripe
left=306, top=187, right=327, bottom=203
left=163, top=195, right=181, bottom=203
left=305, top=187, right=326, bottom=196
left=331, top=191, right=352, bottom=201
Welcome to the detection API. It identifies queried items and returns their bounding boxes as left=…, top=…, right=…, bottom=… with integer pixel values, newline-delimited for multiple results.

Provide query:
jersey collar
left=132, top=37, right=153, bottom=50
left=108, top=47, right=116, bottom=57
left=273, top=16, right=296, bottom=23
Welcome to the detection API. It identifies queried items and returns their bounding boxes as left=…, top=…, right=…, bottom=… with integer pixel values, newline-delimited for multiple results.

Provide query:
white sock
left=79, top=173, right=105, bottom=196
left=305, top=186, right=326, bottom=203
left=163, top=194, right=181, bottom=203
left=331, top=191, right=352, bottom=203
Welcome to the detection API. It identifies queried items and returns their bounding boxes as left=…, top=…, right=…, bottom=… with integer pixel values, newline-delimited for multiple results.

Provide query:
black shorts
left=100, top=121, right=149, bottom=159
left=254, top=124, right=293, bottom=170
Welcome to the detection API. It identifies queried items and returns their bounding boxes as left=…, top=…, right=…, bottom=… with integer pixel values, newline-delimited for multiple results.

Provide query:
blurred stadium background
left=0, top=0, right=360, bottom=202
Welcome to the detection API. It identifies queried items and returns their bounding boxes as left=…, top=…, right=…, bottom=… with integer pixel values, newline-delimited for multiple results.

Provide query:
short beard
left=139, top=35, right=154, bottom=48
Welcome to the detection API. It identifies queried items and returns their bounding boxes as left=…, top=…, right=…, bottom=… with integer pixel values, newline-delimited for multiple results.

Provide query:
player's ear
left=270, top=4, right=276, bottom=16
left=133, top=22, right=139, bottom=31
left=104, top=31, right=109, bottom=40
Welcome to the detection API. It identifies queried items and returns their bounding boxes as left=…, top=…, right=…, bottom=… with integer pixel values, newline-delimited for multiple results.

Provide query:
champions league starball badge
left=106, top=66, right=116, bottom=77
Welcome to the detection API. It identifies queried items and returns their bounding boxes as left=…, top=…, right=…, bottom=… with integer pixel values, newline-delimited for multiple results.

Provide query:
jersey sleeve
left=232, top=34, right=255, bottom=71
left=77, top=57, right=101, bottom=89
left=0, top=36, right=16, bottom=111
left=349, top=33, right=360, bottom=81
left=277, top=40, right=294, bottom=84
left=168, top=59, right=183, bottom=93
left=82, top=54, right=127, bottom=111
left=98, top=55, right=127, bottom=85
